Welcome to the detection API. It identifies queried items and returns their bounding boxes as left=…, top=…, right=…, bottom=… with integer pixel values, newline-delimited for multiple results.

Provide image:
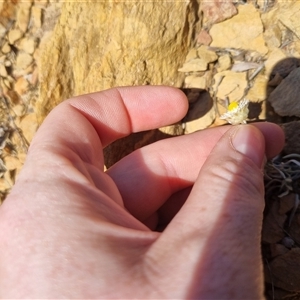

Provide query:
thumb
left=150, top=125, right=266, bottom=299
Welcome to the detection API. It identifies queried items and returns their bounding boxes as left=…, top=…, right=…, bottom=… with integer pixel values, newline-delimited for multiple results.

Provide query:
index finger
left=29, top=86, right=188, bottom=165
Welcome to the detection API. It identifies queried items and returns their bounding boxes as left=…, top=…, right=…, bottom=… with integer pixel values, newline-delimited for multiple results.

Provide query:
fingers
left=147, top=125, right=272, bottom=298
left=108, top=122, right=284, bottom=224
left=28, top=86, right=188, bottom=166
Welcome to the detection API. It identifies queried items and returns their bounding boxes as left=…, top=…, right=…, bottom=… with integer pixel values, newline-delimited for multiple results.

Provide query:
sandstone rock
left=8, top=29, right=23, bottom=44
left=28, top=66, right=38, bottom=86
left=183, top=88, right=216, bottom=134
left=31, top=6, right=42, bottom=28
left=185, top=48, right=198, bottom=62
left=213, top=70, right=248, bottom=102
left=0, top=23, right=6, bottom=39
left=18, top=113, right=38, bottom=143
left=264, top=48, right=287, bottom=78
left=197, top=45, right=218, bottom=64
left=0, top=177, right=11, bottom=191
left=3, top=155, right=22, bottom=171
left=16, top=5, right=31, bottom=33
left=185, top=75, right=206, bottom=89
left=15, top=76, right=29, bottom=96
left=246, top=74, right=268, bottom=101
left=263, top=24, right=282, bottom=49
left=1, top=41, right=11, bottom=54
left=201, top=0, right=237, bottom=25
left=183, top=90, right=215, bottom=132
left=11, top=103, right=25, bottom=117
left=15, top=52, right=33, bottom=70
left=5, top=89, right=19, bottom=105
left=4, top=59, right=11, bottom=67
left=268, top=68, right=300, bottom=117
left=196, top=29, right=212, bottom=46
left=269, top=248, right=300, bottom=292
left=38, top=1, right=201, bottom=123
left=0, top=0, right=18, bottom=27
left=34, top=0, right=48, bottom=8
left=0, top=64, right=7, bottom=77
left=178, top=58, right=207, bottom=72
left=17, top=38, right=36, bottom=54
left=217, top=54, right=231, bottom=72
left=279, top=2, right=300, bottom=40
left=210, top=4, right=268, bottom=55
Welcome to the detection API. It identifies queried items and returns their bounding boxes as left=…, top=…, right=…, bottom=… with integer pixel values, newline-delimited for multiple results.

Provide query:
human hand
left=0, top=86, right=284, bottom=299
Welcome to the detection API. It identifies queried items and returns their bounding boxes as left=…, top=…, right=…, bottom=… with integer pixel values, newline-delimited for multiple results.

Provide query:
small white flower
left=220, top=98, right=249, bottom=125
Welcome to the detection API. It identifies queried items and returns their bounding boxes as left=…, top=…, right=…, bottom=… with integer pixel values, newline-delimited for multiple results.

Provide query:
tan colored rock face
left=38, top=1, right=201, bottom=123
left=209, top=4, right=268, bottom=55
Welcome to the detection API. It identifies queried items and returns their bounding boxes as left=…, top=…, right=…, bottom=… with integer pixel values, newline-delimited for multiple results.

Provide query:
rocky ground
left=1, top=0, right=300, bottom=299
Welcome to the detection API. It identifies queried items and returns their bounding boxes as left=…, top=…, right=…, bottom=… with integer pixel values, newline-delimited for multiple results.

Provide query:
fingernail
left=231, top=125, right=264, bottom=168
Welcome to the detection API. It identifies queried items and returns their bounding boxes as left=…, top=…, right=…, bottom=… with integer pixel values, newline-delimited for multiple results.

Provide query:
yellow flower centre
left=228, top=101, right=239, bottom=111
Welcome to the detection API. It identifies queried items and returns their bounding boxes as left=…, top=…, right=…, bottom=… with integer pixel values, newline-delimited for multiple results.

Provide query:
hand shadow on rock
left=265, top=57, right=300, bottom=123
left=182, top=88, right=213, bottom=123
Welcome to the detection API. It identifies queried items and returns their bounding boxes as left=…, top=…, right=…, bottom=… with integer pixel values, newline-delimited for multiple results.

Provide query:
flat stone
left=5, top=90, right=20, bottom=105
left=4, top=60, right=11, bottom=67
left=269, top=67, right=300, bottom=117
left=184, top=91, right=215, bottom=132
left=18, top=113, right=38, bottom=143
left=0, top=1, right=18, bottom=28
left=246, top=74, right=268, bottom=102
left=185, top=75, right=207, bottom=89
left=11, top=103, right=26, bottom=117
left=3, top=156, right=23, bottom=171
left=213, top=70, right=248, bottom=102
left=279, top=2, right=300, bottom=40
left=33, top=0, right=48, bottom=8
left=0, top=177, right=11, bottom=191
left=31, top=6, right=42, bottom=28
left=0, top=23, right=6, bottom=39
left=17, top=38, right=36, bottom=54
left=197, top=45, right=218, bottom=64
left=185, top=48, right=198, bottom=62
left=16, top=52, right=33, bottom=70
left=263, top=24, right=282, bottom=49
left=196, top=29, right=212, bottom=46
left=217, top=54, right=231, bottom=72
left=268, top=57, right=300, bottom=87
left=8, top=29, right=23, bottom=44
left=210, top=4, right=268, bottom=55
left=264, top=48, right=287, bottom=78
left=16, top=6, right=31, bottom=32
left=0, top=64, right=7, bottom=77
left=1, top=41, right=11, bottom=54
left=15, top=76, right=29, bottom=96
left=201, top=0, right=237, bottom=25
left=178, top=58, right=208, bottom=72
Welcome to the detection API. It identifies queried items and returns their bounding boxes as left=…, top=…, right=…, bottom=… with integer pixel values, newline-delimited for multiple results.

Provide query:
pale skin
left=0, top=86, right=284, bottom=299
